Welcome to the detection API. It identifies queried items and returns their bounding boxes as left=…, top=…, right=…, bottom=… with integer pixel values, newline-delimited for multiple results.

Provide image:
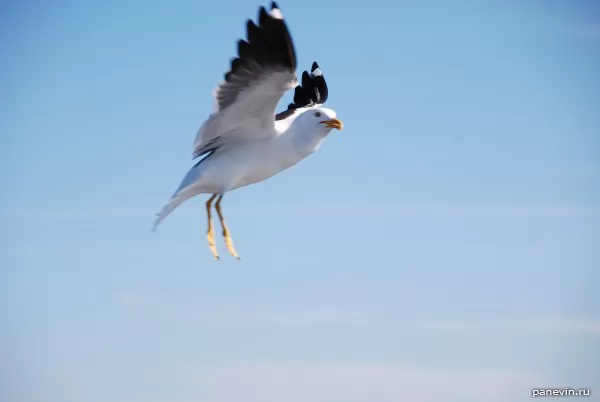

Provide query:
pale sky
left=1, top=0, right=599, bottom=401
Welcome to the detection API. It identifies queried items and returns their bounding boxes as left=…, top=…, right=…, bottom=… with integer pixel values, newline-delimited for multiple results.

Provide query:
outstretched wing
left=275, top=62, right=329, bottom=121
left=192, top=2, right=298, bottom=159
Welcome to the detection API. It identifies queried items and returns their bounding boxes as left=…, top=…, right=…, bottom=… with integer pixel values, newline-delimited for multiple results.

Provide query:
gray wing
left=192, top=2, right=298, bottom=159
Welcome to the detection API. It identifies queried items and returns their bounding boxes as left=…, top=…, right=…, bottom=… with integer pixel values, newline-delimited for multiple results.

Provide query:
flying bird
left=153, top=2, right=343, bottom=259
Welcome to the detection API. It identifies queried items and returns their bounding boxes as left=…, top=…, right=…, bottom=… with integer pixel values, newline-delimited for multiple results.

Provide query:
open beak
left=320, top=118, right=344, bottom=131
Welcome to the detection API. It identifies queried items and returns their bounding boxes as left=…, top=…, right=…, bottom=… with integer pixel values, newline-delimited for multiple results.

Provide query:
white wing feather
left=192, top=70, right=297, bottom=157
left=191, top=3, right=298, bottom=158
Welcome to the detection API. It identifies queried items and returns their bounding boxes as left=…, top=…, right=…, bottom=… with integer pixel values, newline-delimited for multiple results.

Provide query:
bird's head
left=298, top=106, right=343, bottom=135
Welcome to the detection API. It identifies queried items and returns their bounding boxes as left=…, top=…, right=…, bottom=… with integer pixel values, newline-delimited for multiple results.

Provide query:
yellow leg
left=215, top=195, right=240, bottom=259
left=206, top=194, right=219, bottom=260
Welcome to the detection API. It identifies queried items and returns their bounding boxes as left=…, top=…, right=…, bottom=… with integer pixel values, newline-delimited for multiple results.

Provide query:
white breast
left=196, top=134, right=304, bottom=194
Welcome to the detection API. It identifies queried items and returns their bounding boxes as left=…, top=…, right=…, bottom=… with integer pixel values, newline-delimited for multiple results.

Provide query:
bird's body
left=196, top=110, right=331, bottom=192
left=153, top=106, right=337, bottom=230
left=154, top=2, right=343, bottom=259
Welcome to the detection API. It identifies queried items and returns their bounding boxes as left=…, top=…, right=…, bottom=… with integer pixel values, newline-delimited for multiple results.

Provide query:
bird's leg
left=206, top=194, right=219, bottom=260
left=215, top=195, right=240, bottom=259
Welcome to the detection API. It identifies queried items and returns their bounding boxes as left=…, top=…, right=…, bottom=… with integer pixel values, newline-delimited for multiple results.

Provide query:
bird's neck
left=285, top=121, right=327, bottom=159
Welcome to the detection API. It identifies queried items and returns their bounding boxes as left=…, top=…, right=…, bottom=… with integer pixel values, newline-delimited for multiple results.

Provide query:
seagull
left=153, top=2, right=343, bottom=260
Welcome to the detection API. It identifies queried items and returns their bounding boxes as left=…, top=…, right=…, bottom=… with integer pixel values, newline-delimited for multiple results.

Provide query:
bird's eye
left=315, top=111, right=322, bottom=118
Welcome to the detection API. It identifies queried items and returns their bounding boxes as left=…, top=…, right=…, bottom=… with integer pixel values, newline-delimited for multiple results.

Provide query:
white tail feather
left=152, top=161, right=209, bottom=231
left=152, top=186, right=205, bottom=231
left=152, top=195, right=190, bottom=231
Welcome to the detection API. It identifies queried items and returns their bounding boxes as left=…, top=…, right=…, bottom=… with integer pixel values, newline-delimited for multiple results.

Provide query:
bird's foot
left=222, top=228, right=240, bottom=259
left=207, top=228, right=220, bottom=260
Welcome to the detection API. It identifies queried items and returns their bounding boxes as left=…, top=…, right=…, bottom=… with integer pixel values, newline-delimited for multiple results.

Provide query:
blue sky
left=1, top=0, right=599, bottom=401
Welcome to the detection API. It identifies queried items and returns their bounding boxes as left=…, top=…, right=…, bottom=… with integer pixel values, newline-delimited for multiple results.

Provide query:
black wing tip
left=275, top=61, right=331, bottom=120
left=216, top=2, right=297, bottom=112
left=281, top=62, right=329, bottom=111
left=223, top=2, right=296, bottom=82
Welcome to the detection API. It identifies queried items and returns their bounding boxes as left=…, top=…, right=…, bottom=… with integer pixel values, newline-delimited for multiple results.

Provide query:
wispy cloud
left=113, top=291, right=150, bottom=308
left=110, top=293, right=600, bottom=336
left=176, top=362, right=542, bottom=402
left=525, top=317, right=600, bottom=335
left=4, top=202, right=600, bottom=220
left=194, top=308, right=368, bottom=325
left=421, top=316, right=600, bottom=336
left=0, top=206, right=158, bottom=220
left=111, top=291, right=370, bottom=325
left=266, top=202, right=600, bottom=219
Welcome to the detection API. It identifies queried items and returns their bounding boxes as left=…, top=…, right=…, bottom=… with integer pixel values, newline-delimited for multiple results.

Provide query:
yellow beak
left=320, top=118, right=344, bottom=131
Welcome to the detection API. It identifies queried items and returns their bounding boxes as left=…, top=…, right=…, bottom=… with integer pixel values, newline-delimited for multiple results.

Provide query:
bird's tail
left=152, top=155, right=213, bottom=231
left=152, top=164, right=207, bottom=231
left=152, top=191, right=196, bottom=232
